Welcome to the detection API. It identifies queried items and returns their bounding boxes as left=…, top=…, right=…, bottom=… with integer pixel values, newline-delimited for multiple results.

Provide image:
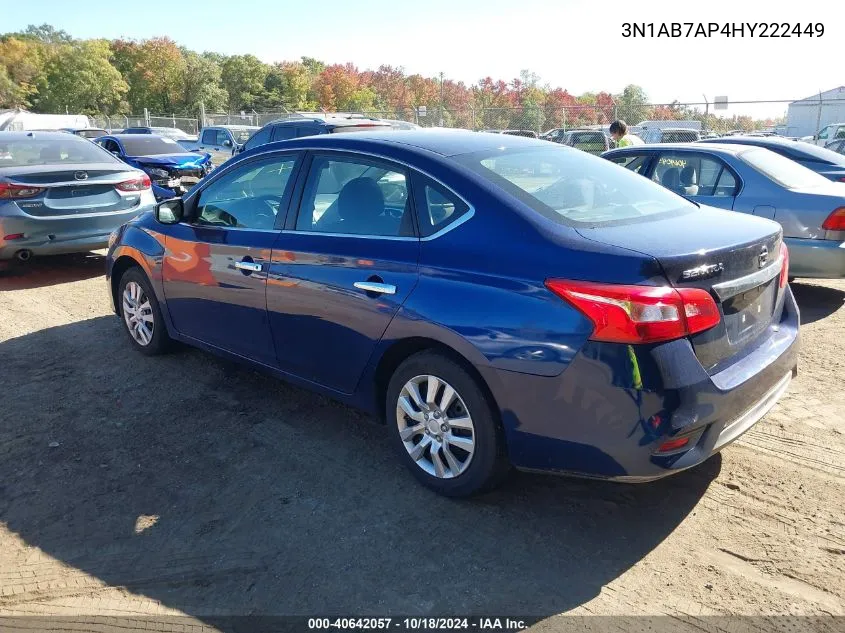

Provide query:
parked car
left=540, top=128, right=566, bottom=142
left=698, top=135, right=845, bottom=182
left=106, top=130, right=798, bottom=496
left=0, top=131, right=154, bottom=269
left=603, top=142, right=845, bottom=279
left=61, top=127, right=109, bottom=139
left=825, top=139, right=845, bottom=156
left=237, top=116, right=393, bottom=155
left=641, top=128, right=701, bottom=143
left=806, top=122, right=845, bottom=147
left=183, top=125, right=259, bottom=164
left=95, top=134, right=212, bottom=200
left=558, top=130, right=613, bottom=155
left=501, top=129, right=538, bottom=138
left=382, top=119, right=421, bottom=131
left=122, top=126, right=198, bottom=145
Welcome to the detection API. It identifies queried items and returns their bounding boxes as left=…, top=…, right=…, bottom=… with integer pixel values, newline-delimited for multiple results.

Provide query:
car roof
left=106, top=133, right=169, bottom=139
left=0, top=131, right=90, bottom=141
left=607, top=142, right=749, bottom=155
left=268, top=117, right=391, bottom=129
left=243, top=128, right=547, bottom=158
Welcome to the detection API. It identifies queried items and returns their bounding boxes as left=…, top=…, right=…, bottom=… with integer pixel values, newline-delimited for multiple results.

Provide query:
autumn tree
left=221, top=54, right=268, bottom=111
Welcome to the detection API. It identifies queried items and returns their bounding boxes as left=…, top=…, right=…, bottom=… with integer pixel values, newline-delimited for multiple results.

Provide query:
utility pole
left=702, top=94, right=709, bottom=133
left=438, top=72, right=445, bottom=127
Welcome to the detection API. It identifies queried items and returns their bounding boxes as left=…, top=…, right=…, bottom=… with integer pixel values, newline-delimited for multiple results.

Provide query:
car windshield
left=740, top=148, right=831, bottom=189
left=120, top=136, right=185, bottom=156
left=457, top=146, right=694, bottom=227
left=0, top=137, right=117, bottom=167
left=76, top=129, right=107, bottom=139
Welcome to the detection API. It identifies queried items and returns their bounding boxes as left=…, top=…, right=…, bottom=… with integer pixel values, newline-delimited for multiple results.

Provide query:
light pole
left=438, top=72, right=444, bottom=127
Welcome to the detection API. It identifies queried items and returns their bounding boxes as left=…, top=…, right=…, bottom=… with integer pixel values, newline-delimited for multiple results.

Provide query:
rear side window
left=457, top=146, right=694, bottom=227
left=413, top=177, right=470, bottom=237
left=653, top=153, right=737, bottom=197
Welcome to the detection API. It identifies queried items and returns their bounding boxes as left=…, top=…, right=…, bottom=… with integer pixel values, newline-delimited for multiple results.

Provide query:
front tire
left=117, top=267, right=171, bottom=355
left=386, top=351, right=509, bottom=497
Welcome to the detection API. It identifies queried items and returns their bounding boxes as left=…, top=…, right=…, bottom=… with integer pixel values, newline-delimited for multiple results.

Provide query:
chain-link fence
left=86, top=98, right=833, bottom=140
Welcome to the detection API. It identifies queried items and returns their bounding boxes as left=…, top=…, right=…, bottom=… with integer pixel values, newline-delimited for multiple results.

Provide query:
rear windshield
left=0, top=137, right=117, bottom=167
left=662, top=130, right=699, bottom=143
left=121, top=136, right=185, bottom=156
left=330, top=124, right=391, bottom=134
left=76, top=129, right=107, bottom=139
left=152, top=127, right=193, bottom=140
left=740, top=148, right=831, bottom=189
left=783, top=141, right=845, bottom=166
left=456, top=146, right=694, bottom=227
left=230, top=129, right=255, bottom=144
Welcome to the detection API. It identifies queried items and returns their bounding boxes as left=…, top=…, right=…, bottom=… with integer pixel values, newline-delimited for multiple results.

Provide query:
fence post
left=199, top=102, right=207, bottom=129
left=562, top=107, right=566, bottom=132
left=144, top=108, right=150, bottom=127
left=816, top=91, right=823, bottom=137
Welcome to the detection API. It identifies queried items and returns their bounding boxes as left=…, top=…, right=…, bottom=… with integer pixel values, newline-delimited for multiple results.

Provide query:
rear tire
left=386, top=351, right=509, bottom=497
left=117, top=267, right=172, bottom=356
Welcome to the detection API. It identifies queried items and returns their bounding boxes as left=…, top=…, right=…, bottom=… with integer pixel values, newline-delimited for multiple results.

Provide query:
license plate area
left=721, top=279, right=777, bottom=345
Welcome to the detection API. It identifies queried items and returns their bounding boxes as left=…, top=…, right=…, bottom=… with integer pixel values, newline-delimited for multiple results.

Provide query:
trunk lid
left=576, top=206, right=784, bottom=372
left=3, top=164, right=143, bottom=217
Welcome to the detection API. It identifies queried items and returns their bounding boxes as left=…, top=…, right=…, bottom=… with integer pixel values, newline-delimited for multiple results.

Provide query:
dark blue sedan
left=95, top=134, right=212, bottom=200
left=105, top=130, right=799, bottom=496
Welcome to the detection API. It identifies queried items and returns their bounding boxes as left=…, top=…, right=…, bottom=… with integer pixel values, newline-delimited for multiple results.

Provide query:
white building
left=0, top=109, right=90, bottom=131
left=786, top=87, right=845, bottom=138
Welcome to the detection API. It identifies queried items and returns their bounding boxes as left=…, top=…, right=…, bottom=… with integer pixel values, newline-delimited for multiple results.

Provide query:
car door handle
left=354, top=281, right=396, bottom=295
left=235, top=261, right=262, bottom=272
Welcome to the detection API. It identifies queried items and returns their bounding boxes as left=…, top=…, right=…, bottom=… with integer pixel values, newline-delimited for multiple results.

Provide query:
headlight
left=148, top=168, right=169, bottom=178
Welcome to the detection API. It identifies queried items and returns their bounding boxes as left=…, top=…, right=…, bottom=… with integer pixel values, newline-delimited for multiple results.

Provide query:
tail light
left=116, top=174, right=151, bottom=192
left=656, top=436, right=690, bottom=453
left=545, top=280, right=721, bottom=344
left=821, top=207, right=845, bottom=231
left=779, top=244, right=789, bottom=288
left=0, top=182, right=44, bottom=199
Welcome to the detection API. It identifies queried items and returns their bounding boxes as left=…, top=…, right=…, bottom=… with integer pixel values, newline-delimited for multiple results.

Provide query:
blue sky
left=4, top=0, right=839, bottom=118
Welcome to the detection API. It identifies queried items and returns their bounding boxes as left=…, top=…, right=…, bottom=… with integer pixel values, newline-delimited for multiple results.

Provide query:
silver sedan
left=0, top=131, right=155, bottom=269
left=602, top=143, right=845, bottom=279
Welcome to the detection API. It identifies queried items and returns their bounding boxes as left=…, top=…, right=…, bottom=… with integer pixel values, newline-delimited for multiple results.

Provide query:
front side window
left=741, top=148, right=830, bottom=189
left=457, top=146, right=694, bottom=227
left=243, top=126, right=272, bottom=151
left=272, top=126, right=298, bottom=141
left=652, top=153, right=737, bottom=197
left=295, top=156, right=411, bottom=237
left=818, top=126, right=830, bottom=140
left=195, top=155, right=297, bottom=230
left=201, top=129, right=217, bottom=144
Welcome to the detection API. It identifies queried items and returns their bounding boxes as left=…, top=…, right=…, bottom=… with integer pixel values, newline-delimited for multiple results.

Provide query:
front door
left=266, top=152, right=419, bottom=393
left=162, top=153, right=300, bottom=365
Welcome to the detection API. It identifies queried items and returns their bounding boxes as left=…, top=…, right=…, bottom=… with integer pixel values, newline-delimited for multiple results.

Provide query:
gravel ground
left=0, top=253, right=843, bottom=631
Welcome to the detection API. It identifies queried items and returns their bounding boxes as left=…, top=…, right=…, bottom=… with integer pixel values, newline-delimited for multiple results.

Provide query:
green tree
left=221, top=54, right=267, bottom=111
left=180, top=50, right=228, bottom=113
left=38, top=39, right=127, bottom=114
left=15, top=23, right=72, bottom=44
left=0, top=36, right=47, bottom=108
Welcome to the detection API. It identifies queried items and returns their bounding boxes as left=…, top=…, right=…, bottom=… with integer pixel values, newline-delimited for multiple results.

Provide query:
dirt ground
left=0, top=253, right=844, bottom=631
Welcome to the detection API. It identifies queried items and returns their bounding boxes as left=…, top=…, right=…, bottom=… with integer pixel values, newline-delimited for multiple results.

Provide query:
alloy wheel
left=122, top=281, right=154, bottom=346
left=395, top=374, right=475, bottom=479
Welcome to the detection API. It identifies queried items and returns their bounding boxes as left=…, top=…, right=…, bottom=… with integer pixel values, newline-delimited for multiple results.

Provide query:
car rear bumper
left=785, top=236, right=845, bottom=278
left=493, top=284, right=800, bottom=481
left=0, top=207, right=148, bottom=260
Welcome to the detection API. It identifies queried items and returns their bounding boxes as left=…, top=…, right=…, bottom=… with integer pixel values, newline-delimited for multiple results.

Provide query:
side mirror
left=155, top=198, right=184, bottom=225
left=222, top=139, right=233, bottom=147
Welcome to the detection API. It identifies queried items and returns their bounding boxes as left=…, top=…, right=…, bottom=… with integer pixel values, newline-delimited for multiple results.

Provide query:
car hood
left=129, top=153, right=211, bottom=168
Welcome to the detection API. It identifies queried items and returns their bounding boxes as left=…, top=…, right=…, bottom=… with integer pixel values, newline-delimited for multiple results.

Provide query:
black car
left=237, top=116, right=392, bottom=154
left=698, top=135, right=845, bottom=182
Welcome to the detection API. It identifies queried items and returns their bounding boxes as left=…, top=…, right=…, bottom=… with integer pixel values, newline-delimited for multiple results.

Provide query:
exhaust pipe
left=15, top=249, right=33, bottom=262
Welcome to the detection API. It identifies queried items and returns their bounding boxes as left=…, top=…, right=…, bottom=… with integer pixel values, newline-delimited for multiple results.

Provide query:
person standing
left=609, top=120, right=643, bottom=147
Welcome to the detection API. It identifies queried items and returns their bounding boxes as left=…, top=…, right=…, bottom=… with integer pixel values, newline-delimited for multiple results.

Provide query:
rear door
left=266, top=151, right=419, bottom=393
left=162, top=152, right=301, bottom=365
left=650, top=151, right=739, bottom=211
